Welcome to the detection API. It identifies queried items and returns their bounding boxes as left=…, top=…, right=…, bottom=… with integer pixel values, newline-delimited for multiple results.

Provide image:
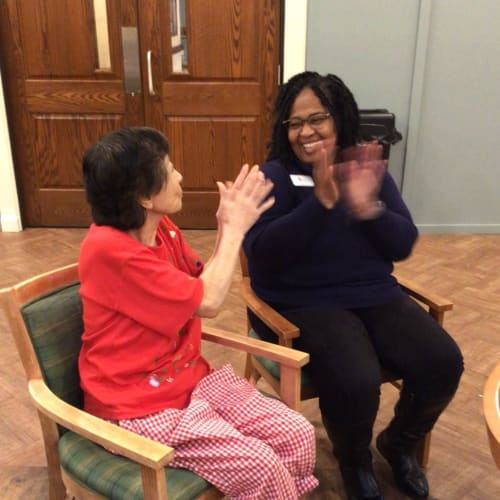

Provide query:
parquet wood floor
left=0, top=229, right=499, bottom=499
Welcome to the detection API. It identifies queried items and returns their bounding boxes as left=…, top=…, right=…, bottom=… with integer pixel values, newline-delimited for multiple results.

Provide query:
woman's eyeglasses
left=282, top=112, right=331, bottom=131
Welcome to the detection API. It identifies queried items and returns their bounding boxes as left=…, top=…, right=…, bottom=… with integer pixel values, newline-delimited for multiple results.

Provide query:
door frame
left=0, top=0, right=308, bottom=232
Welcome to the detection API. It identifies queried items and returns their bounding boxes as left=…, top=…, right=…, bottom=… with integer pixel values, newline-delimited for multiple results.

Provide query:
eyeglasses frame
left=282, top=112, right=332, bottom=131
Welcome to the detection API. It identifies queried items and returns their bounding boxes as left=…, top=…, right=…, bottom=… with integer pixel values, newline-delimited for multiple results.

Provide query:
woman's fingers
left=232, top=163, right=250, bottom=189
left=258, top=195, right=275, bottom=213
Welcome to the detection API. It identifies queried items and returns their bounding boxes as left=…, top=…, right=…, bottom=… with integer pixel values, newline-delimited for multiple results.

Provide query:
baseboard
left=416, top=224, right=500, bottom=234
left=0, top=212, right=23, bottom=232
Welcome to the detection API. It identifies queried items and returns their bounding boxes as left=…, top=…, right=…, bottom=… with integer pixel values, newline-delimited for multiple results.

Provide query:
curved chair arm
left=240, top=277, right=299, bottom=345
left=483, top=361, right=500, bottom=470
left=29, top=378, right=174, bottom=468
left=202, top=325, right=308, bottom=368
left=394, top=274, right=453, bottom=324
left=202, top=325, right=308, bottom=409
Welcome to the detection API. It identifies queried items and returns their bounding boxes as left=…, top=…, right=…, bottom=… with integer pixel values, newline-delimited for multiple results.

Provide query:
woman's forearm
left=196, top=227, right=243, bottom=317
left=196, top=164, right=274, bottom=317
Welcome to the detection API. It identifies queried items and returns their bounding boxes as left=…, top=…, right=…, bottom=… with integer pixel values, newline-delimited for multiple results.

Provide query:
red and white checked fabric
left=116, top=364, right=318, bottom=499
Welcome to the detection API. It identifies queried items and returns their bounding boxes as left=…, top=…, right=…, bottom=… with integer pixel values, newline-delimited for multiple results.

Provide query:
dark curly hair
left=83, top=127, right=169, bottom=230
left=267, top=71, right=361, bottom=165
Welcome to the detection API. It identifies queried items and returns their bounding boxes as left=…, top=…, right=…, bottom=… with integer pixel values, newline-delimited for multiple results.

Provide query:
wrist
left=350, top=200, right=386, bottom=220
left=218, top=224, right=245, bottom=242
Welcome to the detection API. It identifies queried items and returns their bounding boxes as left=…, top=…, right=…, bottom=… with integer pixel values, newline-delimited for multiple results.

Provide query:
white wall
left=306, top=0, right=420, bottom=190
left=403, top=0, right=500, bottom=232
left=0, top=67, right=22, bottom=232
left=305, top=0, right=500, bottom=233
left=283, top=0, right=308, bottom=81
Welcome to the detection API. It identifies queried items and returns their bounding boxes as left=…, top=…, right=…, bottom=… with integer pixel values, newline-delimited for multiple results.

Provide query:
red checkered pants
left=116, top=364, right=318, bottom=499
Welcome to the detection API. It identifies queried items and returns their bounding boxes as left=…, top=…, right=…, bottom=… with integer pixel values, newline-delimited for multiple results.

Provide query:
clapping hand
left=337, top=160, right=386, bottom=215
left=215, top=164, right=275, bottom=235
left=311, top=143, right=339, bottom=209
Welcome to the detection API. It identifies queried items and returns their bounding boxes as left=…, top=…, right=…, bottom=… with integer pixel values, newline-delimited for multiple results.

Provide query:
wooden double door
left=0, top=0, right=281, bottom=228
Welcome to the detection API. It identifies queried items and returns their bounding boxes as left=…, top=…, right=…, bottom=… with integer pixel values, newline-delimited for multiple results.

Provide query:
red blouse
left=78, top=217, right=210, bottom=419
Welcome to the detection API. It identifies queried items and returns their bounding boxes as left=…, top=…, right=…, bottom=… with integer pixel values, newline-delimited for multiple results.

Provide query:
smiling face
left=287, top=87, right=337, bottom=165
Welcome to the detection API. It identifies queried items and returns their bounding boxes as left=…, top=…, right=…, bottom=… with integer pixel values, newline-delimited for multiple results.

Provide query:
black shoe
left=376, top=430, right=429, bottom=498
left=339, top=462, right=384, bottom=500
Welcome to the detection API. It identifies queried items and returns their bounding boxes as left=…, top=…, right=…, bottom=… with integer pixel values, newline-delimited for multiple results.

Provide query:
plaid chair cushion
left=248, top=328, right=313, bottom=385
left=59, top=432, right=213, bottom=500
left=21, top=282, right=84, bottom=411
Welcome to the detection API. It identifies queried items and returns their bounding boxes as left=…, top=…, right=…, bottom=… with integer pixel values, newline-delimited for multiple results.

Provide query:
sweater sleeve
left=243, top=161, right=333, bottom=270
left=353, top=171, right=419, bottom=261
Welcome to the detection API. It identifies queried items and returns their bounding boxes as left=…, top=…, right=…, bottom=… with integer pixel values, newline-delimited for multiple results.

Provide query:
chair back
left=2, top=264, right=82, bottom=432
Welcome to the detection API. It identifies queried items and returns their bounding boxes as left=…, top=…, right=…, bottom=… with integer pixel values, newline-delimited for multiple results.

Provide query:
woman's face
left=146, top=155, right=184, bottom=215
left=286, top=87, right=337, bottom=165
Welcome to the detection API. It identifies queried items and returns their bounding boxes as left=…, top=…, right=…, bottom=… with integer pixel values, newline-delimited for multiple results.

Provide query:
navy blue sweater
left=243, top=159, right=419, bottom=311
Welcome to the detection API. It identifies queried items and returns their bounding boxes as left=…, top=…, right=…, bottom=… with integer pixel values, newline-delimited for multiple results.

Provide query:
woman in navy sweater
left=243, top=71, right=463, bottom=500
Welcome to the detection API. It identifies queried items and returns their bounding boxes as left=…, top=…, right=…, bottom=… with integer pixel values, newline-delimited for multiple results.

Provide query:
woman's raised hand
left=338, top=159, right=386, bottom=217
left=312, top=143, right=339, bottom=209
left=215, top=164, right=275, bottom=235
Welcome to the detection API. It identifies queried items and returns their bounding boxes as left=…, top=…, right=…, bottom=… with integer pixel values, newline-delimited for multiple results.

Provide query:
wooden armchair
left=239, top=250, right=454, bottom=468
left=1, top=263, right=309, bottom=500
left=483, top=361, right=500, bottom=470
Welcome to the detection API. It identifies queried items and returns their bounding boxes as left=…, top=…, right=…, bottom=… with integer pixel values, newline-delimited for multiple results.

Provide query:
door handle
left=147, top=50, right=156, bottom=96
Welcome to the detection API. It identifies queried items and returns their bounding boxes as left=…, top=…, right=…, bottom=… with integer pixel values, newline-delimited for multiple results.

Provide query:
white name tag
left=290, top=174, right=314, bottom=187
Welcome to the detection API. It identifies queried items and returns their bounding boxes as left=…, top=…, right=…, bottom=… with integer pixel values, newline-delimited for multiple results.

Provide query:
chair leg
left=244, top=353, right=261, bottom=385
left=38, top=412, right=67, bottom=500
left=48, top=478, right=67, bottom=500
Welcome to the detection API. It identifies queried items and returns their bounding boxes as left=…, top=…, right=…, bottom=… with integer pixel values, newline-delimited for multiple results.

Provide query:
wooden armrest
left=203, top=326, right=307, bottom=410
left=240, top=277, right=299, bottom=342
left=394, top=274, right=453, bottom=312
left=483, top=361, right=500, bottom=469
left=202, top=325, right=309, bottom=368
left=28, top=379, right=174, bottom=469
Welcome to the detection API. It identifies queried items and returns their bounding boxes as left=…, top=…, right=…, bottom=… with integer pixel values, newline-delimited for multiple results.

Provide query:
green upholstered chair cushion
left=21, top=282, right=84, bottom=412
left=248, top=328, right=313, bottom=386
left=59, top=432, right=213, bottom=500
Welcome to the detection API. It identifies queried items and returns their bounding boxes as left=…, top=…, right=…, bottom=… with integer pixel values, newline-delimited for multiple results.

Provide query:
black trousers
left=249, top=295, right=464, bottom=428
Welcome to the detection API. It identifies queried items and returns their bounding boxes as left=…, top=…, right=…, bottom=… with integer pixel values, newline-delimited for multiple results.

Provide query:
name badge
left=290, top=174, right=314, bottom=187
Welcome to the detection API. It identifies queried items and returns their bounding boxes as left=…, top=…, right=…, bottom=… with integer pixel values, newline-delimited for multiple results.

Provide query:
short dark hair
left=83, top=127, right=169, bottom=230
left=268, top=71, right=361, bottom=164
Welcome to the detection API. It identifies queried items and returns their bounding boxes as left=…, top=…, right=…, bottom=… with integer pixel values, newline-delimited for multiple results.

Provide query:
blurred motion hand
left=339, top=142, right=384, bottom=162
left=337, top=159, right=386, bottom=218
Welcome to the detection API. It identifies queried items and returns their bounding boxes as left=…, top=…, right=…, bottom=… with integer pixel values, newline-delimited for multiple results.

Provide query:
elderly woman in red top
left=78, top=127, right=318, bottom=499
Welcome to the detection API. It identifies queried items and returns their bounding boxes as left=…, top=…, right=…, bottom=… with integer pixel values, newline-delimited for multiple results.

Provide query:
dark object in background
left=359, top=109, right=403, bottom=160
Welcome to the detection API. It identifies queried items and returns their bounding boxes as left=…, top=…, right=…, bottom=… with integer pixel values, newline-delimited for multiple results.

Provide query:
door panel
left=187, top=0, right=259, bottom=78
left=25, top=81, right=125, bottom=113
left=0, top=0, right=141, bottom=227
left=34, top=115, right=123, bottom=225
left=162, top=82, right=261, bottom=115
left=18, top=0, right=98, bottom=76
left=141, top=0, right=280, bottom=228
left=0, top=0, right=281, bottom=228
